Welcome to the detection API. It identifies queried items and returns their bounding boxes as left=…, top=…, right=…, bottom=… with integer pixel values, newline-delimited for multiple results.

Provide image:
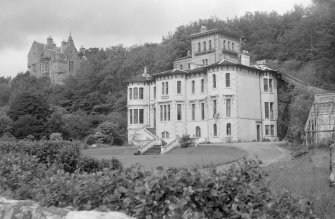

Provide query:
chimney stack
left=47, top=36, right=54, bottom=47
left=200, top=26, right=207, bottom=33
left=240, top=50, right=250, bottom=66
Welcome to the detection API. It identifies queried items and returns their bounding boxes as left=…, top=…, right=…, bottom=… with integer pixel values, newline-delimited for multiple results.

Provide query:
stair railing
left=161, top=138, right=180, bottom=155
left=137, top=139, right=157, bottom=154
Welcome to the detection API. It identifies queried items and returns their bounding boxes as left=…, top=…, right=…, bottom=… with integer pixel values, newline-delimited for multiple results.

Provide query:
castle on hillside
left=27, top=34, right=85, bottom=85
left=127, top=27, right=279, bottom=149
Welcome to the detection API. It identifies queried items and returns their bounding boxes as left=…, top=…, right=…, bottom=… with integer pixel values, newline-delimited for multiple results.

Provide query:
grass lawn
left=264, top=148, right=335, bottom=219
left=83, top=145, right=247, bottom=170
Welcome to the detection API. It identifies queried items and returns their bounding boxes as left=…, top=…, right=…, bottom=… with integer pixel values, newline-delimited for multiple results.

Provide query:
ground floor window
left=270, top=125, right=275, bottom=136
left=129, top=108, right=144, bottom=124
left=265, top=125, right=270, bottom=135
left=162, top=131, right=169, bottom=139
left=196, top=126, right=201, bottom=138
left=227, top=123, right=231, bottom=136
left=160, top=104, right=171, bottom=121
left=213, top=124, right=217, bottom=136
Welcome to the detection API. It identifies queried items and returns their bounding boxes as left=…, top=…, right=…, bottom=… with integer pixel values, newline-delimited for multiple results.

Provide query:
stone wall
left=0, top=196, right=134, bottom=219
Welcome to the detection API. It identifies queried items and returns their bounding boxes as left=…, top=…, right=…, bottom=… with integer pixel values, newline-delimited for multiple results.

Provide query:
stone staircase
left=142, top=144, right=161, bottom=155
left=146, top=127, right=156, bottom=136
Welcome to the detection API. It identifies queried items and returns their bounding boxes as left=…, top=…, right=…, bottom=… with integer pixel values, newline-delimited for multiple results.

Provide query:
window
left=180, top=64, right=183, bottom=70
left=209, top=40, right=212, bottom=50
left=265, top=125, right=270, bottom=135
left=223, top=40, right=226, bottom=49
left=198, top=42, right=201, bottom=52
left=263, top=78, right=269, bottom=92
left=227, top=123, right=231, bottom=136
left=228, top=41, right=230, bottom=50
left=134, top=87, right=138, bottom=99
left=134, top=109, right=138, bottom=124
left=129, top=88, right=132, bottom=100
left=164, top=105, right=167, bottom=121
left=154, top=86, right=156, bottom=99
left=213, top=99, right=217, bottom=115
left=139, top=88, right=144, bottom=99
left=162, top=82, right=165, bottom=95
left=192, top=80, right=195, bottom=93
left=226, top=73, right=230, bottom=87
left=139, top=109, right=144, bottom=124
left=232, top=42, right=235, bottom=51
left=213, top=124, right=217, bottom=136
left=177, top=104, right=182, bottom=120
left=42, top=61, right=50, bottom=73
left=196, top=126, right=201, bottom=138
left=165, top=82, right=169, bottom=94
left=129, top=109, right=133, bottom=124
left=269, top=79, right=273, bottom=92
left=203, top=41, right=207, bottom=51
left=69, top=61, right=74, bottom=73
left=162, top=131, right=169, bottom=139
left=192, top=104, right=196, bottom=120
left=177, top=81, right=181, bottom=94
left=270, top=125, right=275, bottom=136
left=226, top=99, right=231, bottom=117
left=188, top=63, right=191, bottom=69
left=213, top=74, right=216, bottom=88
left=201, top=103, right=205, bottom=120
left=201, top=79, right=204, bottom=92
left=205, top=59, right=208, bottom=65
left=265, top=102, right=269, bottom=119
left=160, top=105, right=163, bottom=121
left=270, top=102, right=274, bottom=119
left=168, top=105, right=171, bottom=121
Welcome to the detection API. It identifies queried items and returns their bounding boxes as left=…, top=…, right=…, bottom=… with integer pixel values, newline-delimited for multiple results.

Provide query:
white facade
left=127, top=27, right=278, bottom=145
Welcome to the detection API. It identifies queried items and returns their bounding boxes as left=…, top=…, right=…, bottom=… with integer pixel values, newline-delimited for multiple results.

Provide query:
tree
left=0, top=113, right=12, bottom=136
left=61, top=112, right=92, bottom=140
left=7, top=92, right=51, bottom=121
left=12, top=115, right=46, bottom=139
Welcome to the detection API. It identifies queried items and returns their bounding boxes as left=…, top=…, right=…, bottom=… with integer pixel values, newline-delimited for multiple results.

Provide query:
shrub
left=0, top=152, right=48, bottom=199
left=0, top=113, right=12, bottom=136
left=61, top=112, right=92, bottom=140
left=50, top=132, right=63, bottom=141
left=179, top=134, right=194, bottom=148
left=12, top=115, right=47, bottom=139
left=78, top=156, right=122, bottom=173
left=0, top=140, right=81, bottom=173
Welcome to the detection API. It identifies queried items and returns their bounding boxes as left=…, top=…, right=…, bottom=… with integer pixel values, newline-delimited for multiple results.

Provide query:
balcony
left=194, top=49, right=215, bottom=56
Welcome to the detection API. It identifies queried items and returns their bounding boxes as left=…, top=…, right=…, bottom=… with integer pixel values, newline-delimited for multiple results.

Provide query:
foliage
left=0, top=152, right=48, bottom=199
left=179, top=135, right=195, bottom=148
left=0, top=112, right=12, bottom=136
left=0, top=140, right=81, bottom=173
left=78, top=156, right=122, bottom=173
left=49, top=133, right=63, bottom=141
left=7, top=92, right=50, bottom=121
left=12, top=115, right=47, bottom=139
left=0, top=156, right=317, bottom=218
left=61, top=112, right=92, bottom=140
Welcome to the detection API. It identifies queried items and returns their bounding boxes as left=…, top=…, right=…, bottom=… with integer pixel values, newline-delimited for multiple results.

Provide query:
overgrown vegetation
left=0, top=142, right=317, bottom=218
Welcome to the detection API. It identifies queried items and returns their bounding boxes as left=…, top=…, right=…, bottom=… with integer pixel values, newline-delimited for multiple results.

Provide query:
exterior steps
left=142, top=144, right=161, bottom=155
left=146, top=128, right=156, bottom=136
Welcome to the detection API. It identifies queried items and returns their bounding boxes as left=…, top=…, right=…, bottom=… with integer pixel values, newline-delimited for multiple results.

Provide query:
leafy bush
left=179, top=134, right=194, bottom=148
left=78, top=156, right=122, bottom=173
left=50, top=132, right=63, bottom=141
left=0, top=152, right=48, bottom=199
left=0, top=140, right=81, bottom=173
left=0, top=113, right=12, bottom=136
left=0, top=154, right=317, bottom=218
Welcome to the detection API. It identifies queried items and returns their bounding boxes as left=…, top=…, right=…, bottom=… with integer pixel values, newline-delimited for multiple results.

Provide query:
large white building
left=127, top=27, right=278, bottom=148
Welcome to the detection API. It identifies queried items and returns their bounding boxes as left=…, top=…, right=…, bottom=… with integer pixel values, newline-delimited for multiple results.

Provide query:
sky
left=0, top=0, right=312, bottom=78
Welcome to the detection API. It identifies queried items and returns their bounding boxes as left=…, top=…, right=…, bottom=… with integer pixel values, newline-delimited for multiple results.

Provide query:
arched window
left=225, top=73, right=230, bottom=87
left=203, top=41, right=207, bottom=51
left=180, top=64, right=183, bottom=70
left=232, top=42, right=235, bottom=51
left=213, top=124, right=217, bottom=136
left=162, top=131, right=170, bottom=139
left=227, top=123, right=231, bottom=136
left=213, top=74, right=216, bottom=88
left=198, top=42, right=201, bottom=52
left=228, top=41, right=230, bottom=50
left=133, top=87, right=138, bottom=99
left=196, top=126, right=201, bottom=138
left=223, top=40, right=226, bottom=49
